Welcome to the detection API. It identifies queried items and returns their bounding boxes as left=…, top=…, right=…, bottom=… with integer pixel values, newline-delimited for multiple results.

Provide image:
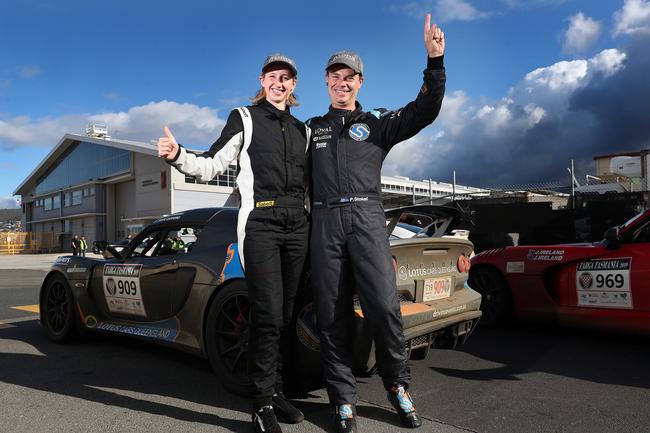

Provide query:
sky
left=2, top=0, right=650, bottom=208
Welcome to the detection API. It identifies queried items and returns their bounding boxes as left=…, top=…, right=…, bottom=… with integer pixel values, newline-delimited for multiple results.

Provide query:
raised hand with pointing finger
left=157, top=126, right=179, bottom=160
left=424, top=13, right=445, bottom=58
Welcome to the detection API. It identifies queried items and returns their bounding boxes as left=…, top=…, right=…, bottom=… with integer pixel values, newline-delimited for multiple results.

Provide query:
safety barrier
left=0, top=232, right=59, bottom=255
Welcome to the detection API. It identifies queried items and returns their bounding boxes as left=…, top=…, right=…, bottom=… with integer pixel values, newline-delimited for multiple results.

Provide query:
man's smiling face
left=326, top=65, right=363, bottom=110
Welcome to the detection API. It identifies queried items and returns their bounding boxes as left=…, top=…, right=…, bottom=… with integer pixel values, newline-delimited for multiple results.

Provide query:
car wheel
left=40, top=274, right=78, bottom=343
left=469, top=267, right=513, bottom=327
left=205, top=280, right=255, bottom=396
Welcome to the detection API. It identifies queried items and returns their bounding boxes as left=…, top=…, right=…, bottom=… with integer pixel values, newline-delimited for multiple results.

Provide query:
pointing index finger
left=424, top=13, right=431, bottom=35
left=163, top=126, right=177, bottom=144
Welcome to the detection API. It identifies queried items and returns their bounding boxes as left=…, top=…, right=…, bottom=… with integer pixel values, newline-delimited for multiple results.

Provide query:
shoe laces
left=390, top=385, right=415, bottom=413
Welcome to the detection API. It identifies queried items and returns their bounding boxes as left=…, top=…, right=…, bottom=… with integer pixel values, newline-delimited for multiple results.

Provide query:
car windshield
left=619, top=211, right=646, bottom=231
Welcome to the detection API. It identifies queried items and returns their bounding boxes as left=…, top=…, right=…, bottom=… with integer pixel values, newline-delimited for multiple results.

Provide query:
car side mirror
left=604, top=227, right=620, bottom=250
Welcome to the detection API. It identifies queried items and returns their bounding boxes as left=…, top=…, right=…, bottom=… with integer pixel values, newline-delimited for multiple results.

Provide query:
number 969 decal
left=576, top=258, right=632, bottom=309
left=103, top=264, right=147, bottom=316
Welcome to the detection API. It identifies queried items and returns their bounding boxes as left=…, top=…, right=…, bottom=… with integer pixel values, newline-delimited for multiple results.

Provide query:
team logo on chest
left=348, top=123, right=370, bottom=141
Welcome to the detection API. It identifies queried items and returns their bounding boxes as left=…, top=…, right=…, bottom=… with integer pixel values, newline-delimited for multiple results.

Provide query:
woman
left=157, top=54, right=309, bottom=433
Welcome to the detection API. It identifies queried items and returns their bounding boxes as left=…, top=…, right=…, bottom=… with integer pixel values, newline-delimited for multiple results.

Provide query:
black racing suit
left=308, top=56, right=446, bottom=405
left=169, top=99, right=309, bottom=406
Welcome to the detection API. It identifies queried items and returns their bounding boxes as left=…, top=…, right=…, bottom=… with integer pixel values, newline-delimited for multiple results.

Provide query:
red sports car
left=468, top=209, right=650, bottom=332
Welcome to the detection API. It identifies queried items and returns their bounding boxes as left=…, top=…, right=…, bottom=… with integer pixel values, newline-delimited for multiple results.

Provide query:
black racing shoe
left=272, top=392, right=304, bottom=424
left=333, top=404, right=357, bottom=433
left=252, top=405, right=283, bottom=433
left=387, top=384, right=422, bottom=428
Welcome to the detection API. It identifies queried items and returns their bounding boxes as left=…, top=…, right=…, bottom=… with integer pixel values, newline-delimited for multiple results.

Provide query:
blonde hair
left=250, top=72, right=299, bottom=107
left=250, top=89, right=299, bottom=107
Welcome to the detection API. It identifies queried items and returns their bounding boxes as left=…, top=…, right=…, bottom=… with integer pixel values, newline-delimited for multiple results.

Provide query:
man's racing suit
left=308, top=56, right=445, bottom=405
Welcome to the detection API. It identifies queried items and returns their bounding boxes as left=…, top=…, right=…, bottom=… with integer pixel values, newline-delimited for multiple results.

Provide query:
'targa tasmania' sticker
left=576, top=258, right=632, bottom=309
left=102, top=264, right=147, bottom=317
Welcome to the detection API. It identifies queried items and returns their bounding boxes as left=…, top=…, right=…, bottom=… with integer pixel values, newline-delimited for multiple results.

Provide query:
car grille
left=406, top=333, right=432, bottom=350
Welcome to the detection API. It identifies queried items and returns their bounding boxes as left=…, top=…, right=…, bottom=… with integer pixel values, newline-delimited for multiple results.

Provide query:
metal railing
left=0, top=232, right=59, bottom=255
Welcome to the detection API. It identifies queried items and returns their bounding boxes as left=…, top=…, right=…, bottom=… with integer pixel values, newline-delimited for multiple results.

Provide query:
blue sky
left=2, top=0, right=650, bottom=208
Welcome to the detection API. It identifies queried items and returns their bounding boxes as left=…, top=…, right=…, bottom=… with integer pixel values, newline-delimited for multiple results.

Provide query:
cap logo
left=349, top=123, right=370, bottom=141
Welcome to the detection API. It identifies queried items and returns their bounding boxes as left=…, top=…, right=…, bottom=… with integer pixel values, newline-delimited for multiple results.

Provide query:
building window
left=72, top=190, right=82, bottom=205
left=64, top=192, right=71, bottom=207
left=184, top=164, right=238, bottom=187
left=44, top=197, right=53, bottom=211
left=62, top=219, right=70, bottom=233
left=52, top=195, right=61, bottom=209
left=83, top=186, right=95, bottom=197
left=35, top=141, right=131, bottom=194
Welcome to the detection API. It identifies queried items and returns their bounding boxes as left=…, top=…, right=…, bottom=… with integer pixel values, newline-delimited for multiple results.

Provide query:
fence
left=414, top=182, right=648, bottom=253
left=0, top=232, right=60, bottom=255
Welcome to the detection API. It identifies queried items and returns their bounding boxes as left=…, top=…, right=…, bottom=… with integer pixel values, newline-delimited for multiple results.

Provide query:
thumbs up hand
left=157, top=126, right=179, bottom=160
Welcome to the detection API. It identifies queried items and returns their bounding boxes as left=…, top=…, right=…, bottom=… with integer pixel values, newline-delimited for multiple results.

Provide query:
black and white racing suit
left=307, top=56, right=446, bottom=405
left=170, top=99, right=310, bottom=406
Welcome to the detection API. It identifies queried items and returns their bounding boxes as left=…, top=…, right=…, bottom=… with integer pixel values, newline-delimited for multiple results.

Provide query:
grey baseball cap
left=326, top=51, right=364, bottom=75
left=262, top=54, right=298, bottom=76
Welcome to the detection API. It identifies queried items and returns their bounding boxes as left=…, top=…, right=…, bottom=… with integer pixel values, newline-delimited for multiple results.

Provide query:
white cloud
left=563, top=12, right=601, bottom=54
left=0, top=197, right=20, bottom=208
left=388, top=0, right=489, bottom=22
left=435, top=0, right=489, bottom=22
left=613, top=0, right=650, bottom=36
left=589, top=49, right=627, bottom=76
left=501, top=0, right=568, bottom=7
left=507, top=48, right=626, bottom=111
left=0, top=101, right=227, bottom=150
left=383, top=48, right=630, bottom=184
left=0, top=115, right=79, bottom=149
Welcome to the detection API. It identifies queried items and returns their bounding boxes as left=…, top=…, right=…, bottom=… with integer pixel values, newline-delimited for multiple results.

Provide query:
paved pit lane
left=2, top=263, right=650, bottom=432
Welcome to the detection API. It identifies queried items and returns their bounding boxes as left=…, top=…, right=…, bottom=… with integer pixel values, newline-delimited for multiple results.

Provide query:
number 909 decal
left=102, top=264, right=147, bottom=316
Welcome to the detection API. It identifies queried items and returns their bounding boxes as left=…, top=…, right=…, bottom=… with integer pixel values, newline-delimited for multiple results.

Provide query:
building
left=590, top=150, right=650, bottom=192
left=14, top=131, right=482, bottom=252
left=14, top=132, right=238, bottom=251
left=381, top=175, right=485, bottom=208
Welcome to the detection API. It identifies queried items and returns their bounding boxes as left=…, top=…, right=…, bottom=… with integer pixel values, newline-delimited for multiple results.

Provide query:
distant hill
left=0, top=209, right=21, bottom=222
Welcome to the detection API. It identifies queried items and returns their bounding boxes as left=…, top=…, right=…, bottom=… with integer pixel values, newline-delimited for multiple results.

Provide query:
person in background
left=71, top=235, right=78, bottom=256
left=79, top=235, right=88, bottom=257
left=157, top=54, right=309, bottom=433
left=307, top=14, right=446, bottom=433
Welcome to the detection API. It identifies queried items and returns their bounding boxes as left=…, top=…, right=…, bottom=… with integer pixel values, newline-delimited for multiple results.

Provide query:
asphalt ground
left=2, top=254, right=650, bottom=432
left=0, top=255, right=468, bottom=433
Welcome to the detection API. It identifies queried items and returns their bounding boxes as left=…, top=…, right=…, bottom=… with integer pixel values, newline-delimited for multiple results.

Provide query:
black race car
left=40, top=206, right=481, bottom=394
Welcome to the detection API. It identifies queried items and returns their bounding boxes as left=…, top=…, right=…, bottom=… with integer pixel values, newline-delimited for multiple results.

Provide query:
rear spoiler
left=385, top=205, right=462, bottom=237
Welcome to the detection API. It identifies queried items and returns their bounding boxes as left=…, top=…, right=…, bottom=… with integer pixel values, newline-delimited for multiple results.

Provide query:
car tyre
left=40, top=274, right=79, bottom=343
left=469, top=267, right=514, bottom=327
left=205, top=280, right=255, bottom=396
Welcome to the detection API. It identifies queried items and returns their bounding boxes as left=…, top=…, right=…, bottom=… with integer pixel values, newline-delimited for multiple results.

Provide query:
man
left=71, top=235, right=78, bottom=256
left=79, top=235, right=88, bottom=257
left=307, top=14, right=445, bottom=433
